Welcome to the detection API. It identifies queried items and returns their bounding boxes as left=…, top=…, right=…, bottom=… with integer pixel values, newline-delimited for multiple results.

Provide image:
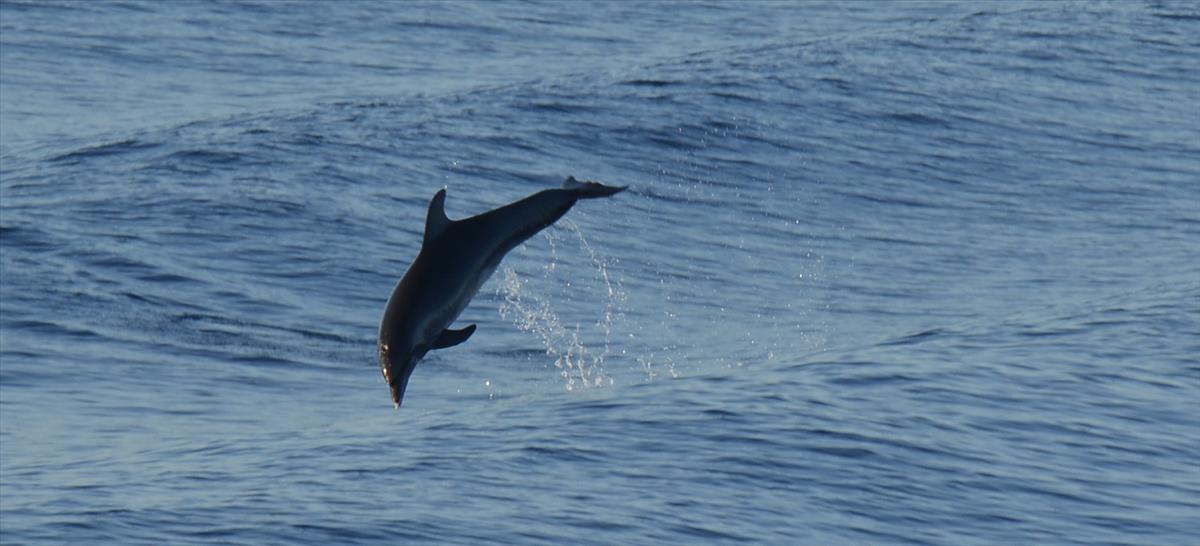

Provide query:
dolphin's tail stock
left=563, top=176, right=626, bottom=199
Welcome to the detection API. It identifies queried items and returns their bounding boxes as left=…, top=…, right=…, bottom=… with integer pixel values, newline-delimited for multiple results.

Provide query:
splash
left=497, top=220, right=626, bottom=391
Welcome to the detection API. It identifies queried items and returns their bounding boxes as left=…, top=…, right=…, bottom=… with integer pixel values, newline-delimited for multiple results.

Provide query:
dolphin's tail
left=563, top=176, right=626, bottom=198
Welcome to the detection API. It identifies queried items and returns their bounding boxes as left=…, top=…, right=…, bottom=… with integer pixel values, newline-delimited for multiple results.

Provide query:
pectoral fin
left=431, top=324, right=477, bottom=350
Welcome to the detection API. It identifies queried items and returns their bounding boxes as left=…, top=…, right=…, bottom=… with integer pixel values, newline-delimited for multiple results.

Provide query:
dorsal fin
left=424, top=188, right=450, bottom=245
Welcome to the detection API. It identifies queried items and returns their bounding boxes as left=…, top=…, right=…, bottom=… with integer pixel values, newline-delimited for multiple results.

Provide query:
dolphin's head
left=379, top=340, right=429, bottom=409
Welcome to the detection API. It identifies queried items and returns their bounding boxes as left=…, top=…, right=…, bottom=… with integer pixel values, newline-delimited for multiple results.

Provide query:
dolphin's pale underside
left=378, top=177, right=626, bottom=408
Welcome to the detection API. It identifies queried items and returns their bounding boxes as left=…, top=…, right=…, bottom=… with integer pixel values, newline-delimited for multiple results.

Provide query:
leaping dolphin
left=378, top=177, right=626, bottom=408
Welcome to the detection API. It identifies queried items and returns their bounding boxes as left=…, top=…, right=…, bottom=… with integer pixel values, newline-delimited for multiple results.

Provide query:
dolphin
left=378, top=176, right=626, bottom=408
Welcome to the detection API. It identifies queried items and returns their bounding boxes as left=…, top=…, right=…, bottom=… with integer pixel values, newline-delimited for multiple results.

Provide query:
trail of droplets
left=497, top=220, right=631, bottom=391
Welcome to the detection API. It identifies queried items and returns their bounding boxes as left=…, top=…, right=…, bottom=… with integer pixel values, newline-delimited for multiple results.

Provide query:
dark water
left=2, top=1, right=1199, bottom=544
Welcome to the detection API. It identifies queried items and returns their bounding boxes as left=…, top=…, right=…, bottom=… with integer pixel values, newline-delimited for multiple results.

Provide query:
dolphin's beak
left=389, top=382, right=403, bottom=408
left=389, top=370, right=411, bottom=409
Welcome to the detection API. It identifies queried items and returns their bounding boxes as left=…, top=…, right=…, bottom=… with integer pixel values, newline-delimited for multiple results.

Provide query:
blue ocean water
left=2, top=1, right=1199, bottom=544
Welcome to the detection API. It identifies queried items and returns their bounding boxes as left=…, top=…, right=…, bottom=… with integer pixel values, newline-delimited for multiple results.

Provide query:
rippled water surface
left=2, top=1, right=1198, bottom=544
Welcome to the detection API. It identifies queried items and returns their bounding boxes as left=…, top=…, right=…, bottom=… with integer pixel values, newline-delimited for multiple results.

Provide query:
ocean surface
left=2, top=1, right=1198, bottom=544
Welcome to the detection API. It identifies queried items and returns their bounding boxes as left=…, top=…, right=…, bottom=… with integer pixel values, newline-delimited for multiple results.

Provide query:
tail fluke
left=563, top=176, right=626, bottom=198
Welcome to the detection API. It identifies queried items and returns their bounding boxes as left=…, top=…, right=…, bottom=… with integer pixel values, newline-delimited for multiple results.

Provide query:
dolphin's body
left=378, top=177, right=626, bottom=407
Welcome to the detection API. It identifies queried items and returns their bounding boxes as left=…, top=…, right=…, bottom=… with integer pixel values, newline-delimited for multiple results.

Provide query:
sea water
left=2, top=2, right=1198, bottom=544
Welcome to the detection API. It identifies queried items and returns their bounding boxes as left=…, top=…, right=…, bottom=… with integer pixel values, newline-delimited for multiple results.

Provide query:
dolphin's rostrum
left=378, top=177, right=626, bottom=408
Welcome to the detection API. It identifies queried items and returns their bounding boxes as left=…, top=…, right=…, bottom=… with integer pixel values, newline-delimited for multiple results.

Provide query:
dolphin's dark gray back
left=455, top=177, right=626, bottom=259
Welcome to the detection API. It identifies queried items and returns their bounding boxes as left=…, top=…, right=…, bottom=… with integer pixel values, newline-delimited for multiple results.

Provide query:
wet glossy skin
left=378, top=179, right=625, bottom=407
